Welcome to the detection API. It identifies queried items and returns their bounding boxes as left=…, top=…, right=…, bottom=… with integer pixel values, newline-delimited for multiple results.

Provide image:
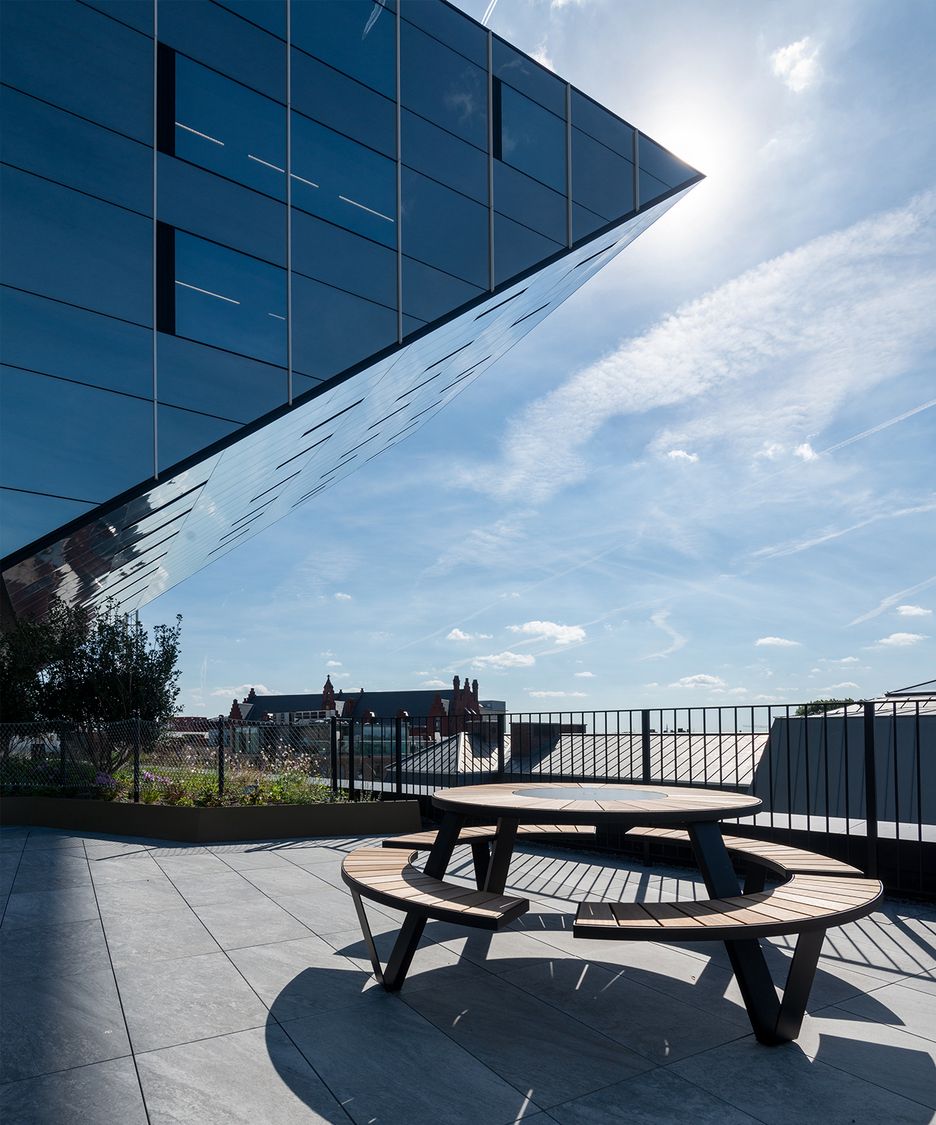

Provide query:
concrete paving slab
left=1, top=883, right=100, bottom=930
left=102, top=904, right=220, bottom=969
left=191, top=894, right=312, bottom=949
left=0, top=1056, right=147, bottom=1125
left=93, top=875, right=187, bottom=917
left=0, top=916, right=110, bottom=981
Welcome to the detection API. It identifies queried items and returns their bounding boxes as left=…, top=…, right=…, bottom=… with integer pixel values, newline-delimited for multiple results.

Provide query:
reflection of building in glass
left=0, top=0, right=702, bottom=624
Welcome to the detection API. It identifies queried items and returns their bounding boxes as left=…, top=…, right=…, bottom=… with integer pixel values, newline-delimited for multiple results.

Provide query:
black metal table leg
left=470, top=839, right=492, bottom=889
left=483, top=817, right=519, bottom=894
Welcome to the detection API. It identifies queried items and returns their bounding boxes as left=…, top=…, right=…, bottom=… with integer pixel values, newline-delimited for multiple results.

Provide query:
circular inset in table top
left=432, top=781, right=761, bottom=824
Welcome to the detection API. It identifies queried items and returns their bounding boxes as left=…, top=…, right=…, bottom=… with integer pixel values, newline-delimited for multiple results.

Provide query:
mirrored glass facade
left=0, top=0, right=701, bottom=621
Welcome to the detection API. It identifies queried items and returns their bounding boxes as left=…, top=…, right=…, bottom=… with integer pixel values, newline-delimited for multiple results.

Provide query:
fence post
left=330, top=716, right=339, bottom=798
left=217, top=715, right=225, bottom=801
left=497, top=712, right=506, bottom=779
left=863, top=700, right=878, bottom=877
left=641, top=709, right=652, bottom=782
left=347, top=719, right=356, bottom=800
left=395, top=714, right=405, bottom=798
left=132, top=710, right=141, bottom=803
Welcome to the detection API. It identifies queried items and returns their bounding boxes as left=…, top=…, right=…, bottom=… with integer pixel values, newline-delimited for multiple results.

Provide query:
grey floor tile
left=136, top=1025, right=342, bottom=1125
left=671, top=1036, right=935, bottom=1125
left=242, top=863, right=333, bottom=897
left=209, top=846, right=297, bottom=871
left=284, top=995, right=537, bottom=1125
left=103, top=905, right=220, bottom=969
left=548, top=1067, right=762, bottom=1124
left=403, top=971, right=653, bottom=1108
left=227, top=933, right=371, bottom=1019
left=116, top=950, right=268, bottom=1053
left=191, top=896, right=311, bottom=950
left=93, top=875, right=188, bottom=917
left=152, top=853, right=233, bottom=878
left=167, top=870, right=267, bottom=907
left=1, top=883, right=100, bottom=930
left=434, top=923, right=575, bottom=974
left=10, top=850, right=91, bottom=892
left=271, top=885, right=368, bottom=935
left=836, top=980, right=936, bottom=1043
left=88, top=853, right=167, bottom=885
left=84, top=841, right=157, bottom=860
left=0, top=916, right=111, bottom=981
left=22, top=832, right=88, bottom=852
left=0, top=1056, right=146, bottom=1125
left=1, top=966, right=131, bottom=1083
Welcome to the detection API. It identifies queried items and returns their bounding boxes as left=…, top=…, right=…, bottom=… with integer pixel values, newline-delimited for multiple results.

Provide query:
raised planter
left=0, top=795, right=421, bottom=843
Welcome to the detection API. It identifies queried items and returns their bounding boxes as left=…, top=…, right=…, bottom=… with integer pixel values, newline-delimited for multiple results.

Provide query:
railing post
left=132, top=710, right=141, bottom=803
left=330, top=715, right=339, bottom=798
left=496, top=712, right=506, bottom=778
left=394, top=714, right=405, bottom=798
left=347, top=719, right=356, bottom=800
left=863, top=700, right=878, bottom=877
left=217, top=715, right=225, bottom=801
left=641, top=709, right=652, bottom=782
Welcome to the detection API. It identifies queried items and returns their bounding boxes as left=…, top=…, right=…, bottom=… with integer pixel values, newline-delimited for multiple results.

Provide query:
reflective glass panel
left=292, top=275, right=397, bottom=382
left=498, top=84, right=566, bottom=194
left=82, top=1, right=154, bottom=35
left=159, top=0, right=285, bottom=102
left=173, top=56, right=286, bottom=199
left=571, top=128, right=634, bottom=220
left=402, top=110, right=488, bottom=205
left=157, top=335, right=287, bottom=422
left=639, top=169, right=673, bottom=208
left=494, top=162, right=566, bottom=244
left=291, top=113, right=397, bottom=247
left=401, top=0, right=486, bottom=67
left=493, top=38, right=566, bottom=116
left=173, top=232, right=287, bottom=366
left=402, top=169, right=488, bottom=289
left=1, top=87, right=151, bottom=215
left=1, top=288, right=152, bottom=399
left=0, top=490, right=96, bottom=559
left=639, top=135, right=697, bottom=189
left=401, top=22, right=487, bottom=151
left=571, top=90, right=633, bottom=158
left=403, top=257, right=484, bottom=325
left=572, top=203, right=608, bottom=244
left=215, top=0, right=286, bottom=39
left=1, top=167, right=152, bottom=326
left=292, top=0, right=395, bottom=97
left=493, top=212, right=562, bottom=288
left=158, top=155, right=286, bottom=267
left=291, top=47, right=395, bottom=158
left=0, top=1, right=152, bottom=142
left=292, top=210, right=397, bottom=310
left=158, top=405, right=240, bottom=474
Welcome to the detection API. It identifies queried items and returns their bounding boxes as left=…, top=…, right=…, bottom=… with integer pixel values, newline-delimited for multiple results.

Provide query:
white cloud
left=528, top=690, right=588, bottom=698
left=210, top=683, right=277, bottom=699
left=668, top=674, right=726, bottom=689
left=874, top=632, right=927, bottom=647
left=573, top=671, right=596, bottom=678
left=447, top=628, right=493, bottom=641
left=850, top=575, right=936, bottom=625
left=755, top=636, right=801, bottom=647
left=897, top=604, right=932, bottom=617
left=666, top=449, right=699, bottom=463
left=755, top=442, right=786, bottom=461
left=793, top=442, right=818, bottom=461
left=325, top=660, right=342, bottom=668
left=825, top=682, right=860, bottom=691
left=530, top=42, right=554, bottom=71
left=507, top=620, right=586, bottom=645
left=472, top=651, right=536, bottom=670
left=771, top=37, right=822, bottom=93
left=821, top=656, right=860, bottom=664
left=421, top=679, right=448, bottom=688
left=334, top=592, right=352, bottom=601
left=643, top=610, right=687, bottom=660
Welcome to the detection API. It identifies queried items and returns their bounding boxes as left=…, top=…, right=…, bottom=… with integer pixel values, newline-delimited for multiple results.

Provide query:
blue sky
left=146, top=0, right=936, bottom=716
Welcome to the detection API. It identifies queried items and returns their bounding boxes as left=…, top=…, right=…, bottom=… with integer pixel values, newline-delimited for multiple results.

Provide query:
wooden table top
left=432, top=781, right=762, bottom=825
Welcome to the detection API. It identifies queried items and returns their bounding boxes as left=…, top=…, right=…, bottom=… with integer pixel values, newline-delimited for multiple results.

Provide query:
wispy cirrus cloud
left=528, top=690, right=587, bottom=698
left=643, top=610, right=686, bottom=660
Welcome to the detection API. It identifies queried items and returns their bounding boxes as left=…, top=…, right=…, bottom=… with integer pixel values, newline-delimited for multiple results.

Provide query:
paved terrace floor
left=1, top=825, right=934, bottom=1125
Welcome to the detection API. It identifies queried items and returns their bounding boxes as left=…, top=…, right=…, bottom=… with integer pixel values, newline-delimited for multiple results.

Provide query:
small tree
left=0, top=599, right=182, bottom=773
left=794, top=698, right=856, bottom=716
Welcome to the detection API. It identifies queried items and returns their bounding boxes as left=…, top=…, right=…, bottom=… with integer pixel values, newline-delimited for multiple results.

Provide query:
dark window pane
left=215, top=0, right=286, bottom=39
left=293, top=372, right=326, bottom=400
left=291, top=48, right=395, bottom=157
left=493, top=212, right=562, bottom=287
left=1, top=2, right=151, bottom=143
left=402, top=314, right=427, bottom=339
left=158, top=155, right=286, bottom=266
left=173, top=232, right=287, bottom=366
left=572, top=203, right=609, bottom=244
left=0, top=367, right=152, bottom=501
left=173, top=56, right=286, bottom=199
left=571, top=128, right=634, bottom=220
left=639, top=169, right=675, bottom=208
left=403, top=257, right=484, bottom=324
left=402, top=110, right=488, bottom=204
left=494, top=162, right=566, bottom=244
left=0, top=490, right=96, bottom=558
left=158, top=404, right=239, bottom=473
left=401, top=0, right=486, bottom=67
left=401, top=22, right=487, bottom=150
left=639, top=135, right=697, bottom=189
left=498, top=84, right=566, bottom=193
left=292, top=0, right=395, bottom=97
left=292, top=211, right=397, bottom=309
left=571, top=90, right=634, bottom=158
left=292, top=275, right=396, bottom=382
left=1, top=167, right=152, bottom=325
left=158, top=0, right=285, bottom=102
left=402, top=169, right=488, bottom=289
left=1, top=288, right=152, bottom=399
left=157, top=335, right=286, bottom=422
left=1, top=87, right=152, bottom=215
left=291, top=113, right=397, bottom=247
left=82, top=1, right=154, bottom=35
left=493, top=39, right=566, bottom=117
